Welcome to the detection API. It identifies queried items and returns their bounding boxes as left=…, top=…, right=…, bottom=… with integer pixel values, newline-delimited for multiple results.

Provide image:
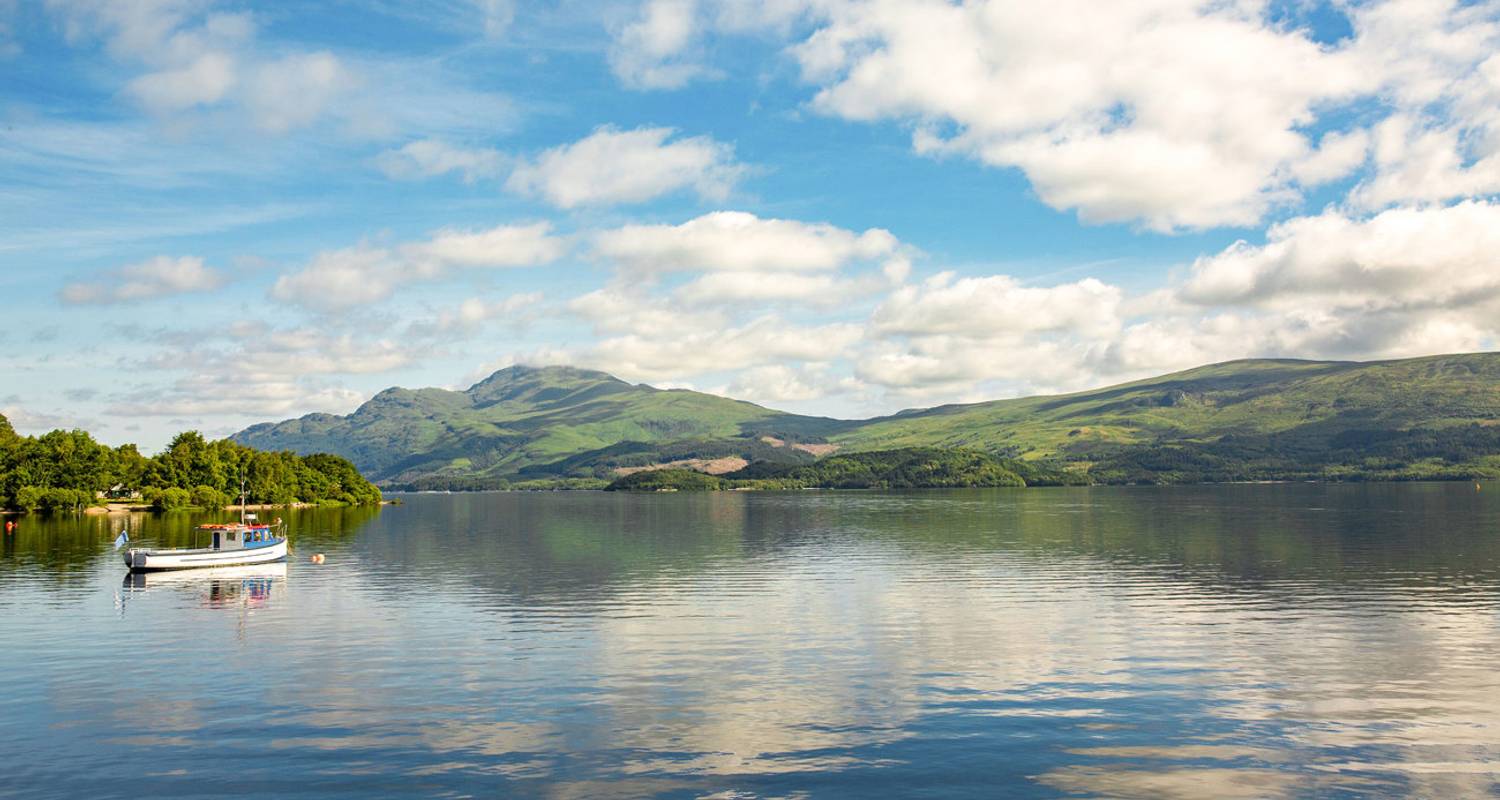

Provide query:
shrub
left=190, top=484, right=229, bottom=509
left=12, top=486, right=44, bottom=511
left=144, top=486, right=192, bottom=510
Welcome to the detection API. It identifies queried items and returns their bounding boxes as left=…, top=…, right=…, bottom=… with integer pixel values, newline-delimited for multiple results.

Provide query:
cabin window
left=228, top=531, right=237, bottom=541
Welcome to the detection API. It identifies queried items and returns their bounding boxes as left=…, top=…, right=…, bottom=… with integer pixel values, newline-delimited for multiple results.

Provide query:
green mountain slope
left=232, top=366, right=847, bottom=486
left=234, top=353, right=1500, bottom=487
left=836, top=353, right=1500, bottom=481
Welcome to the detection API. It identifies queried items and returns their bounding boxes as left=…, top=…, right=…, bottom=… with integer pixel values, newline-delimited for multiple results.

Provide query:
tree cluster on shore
left=606, top=448, right=1087, bottom=491
left=0, top=414, right=382, bottom=512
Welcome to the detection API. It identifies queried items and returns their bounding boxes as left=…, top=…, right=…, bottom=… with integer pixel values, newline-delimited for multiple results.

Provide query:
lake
left=3, top=484, right=1499, bottom=798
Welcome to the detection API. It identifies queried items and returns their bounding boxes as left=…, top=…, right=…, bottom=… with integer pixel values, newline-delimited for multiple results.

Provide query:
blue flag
left=112, top=528, right=129, bottom=550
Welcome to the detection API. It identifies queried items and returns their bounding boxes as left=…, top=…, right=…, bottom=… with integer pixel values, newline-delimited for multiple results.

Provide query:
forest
left=0, top=413, right=382, bottom=512
left=607, top=448, right=1087, bottom=491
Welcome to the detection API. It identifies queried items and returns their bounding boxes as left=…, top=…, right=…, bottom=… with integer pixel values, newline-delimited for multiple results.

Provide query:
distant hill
left=234, top=353, right=1500, bottom=487
left=837, top=353, right=1500, bottom=482
left=232, top=365, right=848, bottom=488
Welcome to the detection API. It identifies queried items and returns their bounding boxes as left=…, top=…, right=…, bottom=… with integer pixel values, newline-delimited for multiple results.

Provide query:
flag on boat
left=112, top=526, right=129, bottom=551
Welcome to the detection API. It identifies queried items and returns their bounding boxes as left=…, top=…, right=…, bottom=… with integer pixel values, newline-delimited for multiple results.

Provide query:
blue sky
left=3, top=0, right=1499, bottom=451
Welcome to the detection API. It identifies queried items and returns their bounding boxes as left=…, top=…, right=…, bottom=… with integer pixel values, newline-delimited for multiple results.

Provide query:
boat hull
left=123, top=540, right=287, bottom=571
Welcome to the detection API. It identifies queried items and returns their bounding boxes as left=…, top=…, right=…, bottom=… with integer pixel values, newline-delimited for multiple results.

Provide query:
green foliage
left=606, top=469, right=727, bottom=492
left=12, top=486, right=43, bottom=511
left=730, top=448, right=1029, bottom=489
left=37, top=488, right=94, bottom=512
left=190, top=484, right=229, bottom=509
left=608, top=449, right=1033, bottom=491
left=0, top=413, right=381, bottom=512
left=144, top=487, right=192, bottom=510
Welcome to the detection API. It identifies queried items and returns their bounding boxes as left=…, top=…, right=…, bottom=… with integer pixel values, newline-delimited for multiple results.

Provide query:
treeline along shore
left=0, top=413, right=382, bottom=513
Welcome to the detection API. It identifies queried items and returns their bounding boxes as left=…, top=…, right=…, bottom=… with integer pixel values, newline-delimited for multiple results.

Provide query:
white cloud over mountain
left=271, top=223, right=565, bottom=313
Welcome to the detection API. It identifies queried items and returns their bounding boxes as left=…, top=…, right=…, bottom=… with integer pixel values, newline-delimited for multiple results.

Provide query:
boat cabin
left=199, top=523, right=282, bottom=551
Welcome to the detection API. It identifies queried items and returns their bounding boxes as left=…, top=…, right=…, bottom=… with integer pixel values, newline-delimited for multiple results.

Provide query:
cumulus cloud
left=60, top=255, right=229, bottom=305
left=560, top=315, right=864, bottom=382
left=794, top=0, right=1377, bottom=231
left=243, top=51, right=354, bottom=134
left=376, top=138, right=505, bottom=182
left=725, top=363, right=858, bottom=404
left=874, top=273, right=1123, bottom=339
left=108, top=325, right=415, bottom=418
left=506, top=126, right=744, bottom=208
left=595, top=211, right=900, bottom=274
left=1343, top=1, right=1500, bottom=209
left=125, top=50, right=238, bottom=113
left=608, top=0, right=711, bottom=90
left=271, top=223, right=565, bottom=312
left=607, top=0, right=814, bottom=89
left=599, top=0, right=1500, bottom=231
left=859, top=200, right=1500, bottom=396
left=407, top=292, right=545, bottom=337
left=1180, top=201, right=1500, bottom=311
left=49, top=1, right=357, bottom=134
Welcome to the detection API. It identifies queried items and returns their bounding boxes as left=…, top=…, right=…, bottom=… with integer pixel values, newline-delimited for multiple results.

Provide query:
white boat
left=122, top=517, right=289, bottom=572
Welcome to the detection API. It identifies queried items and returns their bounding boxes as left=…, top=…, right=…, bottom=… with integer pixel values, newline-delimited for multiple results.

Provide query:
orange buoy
left=310, top=553, right=325, bottom=564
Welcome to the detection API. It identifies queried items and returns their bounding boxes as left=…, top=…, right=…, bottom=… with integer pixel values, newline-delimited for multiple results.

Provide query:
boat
left=120, top=480, right=290, bottom=571
left=122, top=518, right=288, bottom=571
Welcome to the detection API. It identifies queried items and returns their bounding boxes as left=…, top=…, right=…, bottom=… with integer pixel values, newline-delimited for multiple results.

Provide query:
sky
left=2, top=0, right=1499, bottom=452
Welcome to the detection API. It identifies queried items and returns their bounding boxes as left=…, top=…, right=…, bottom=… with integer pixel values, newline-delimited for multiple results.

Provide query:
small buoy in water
left=310, top=553, right=325, bottom=564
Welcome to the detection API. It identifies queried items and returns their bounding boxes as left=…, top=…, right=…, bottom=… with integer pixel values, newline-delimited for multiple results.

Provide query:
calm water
left=3, top=485, right=1500, bottom=798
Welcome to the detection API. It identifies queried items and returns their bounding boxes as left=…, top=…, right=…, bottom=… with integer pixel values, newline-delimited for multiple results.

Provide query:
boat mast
left=239, top=471, right=247, bottom=524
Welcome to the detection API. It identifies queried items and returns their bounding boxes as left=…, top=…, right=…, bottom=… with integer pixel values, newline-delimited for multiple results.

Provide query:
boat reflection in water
left=121, top=562, right=287, bottom=609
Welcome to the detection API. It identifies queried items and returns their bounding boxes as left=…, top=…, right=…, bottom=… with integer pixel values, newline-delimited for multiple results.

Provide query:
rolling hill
left=234, top=353, right=1500, bottom=487
left=232, top=365, right=848, bottom=488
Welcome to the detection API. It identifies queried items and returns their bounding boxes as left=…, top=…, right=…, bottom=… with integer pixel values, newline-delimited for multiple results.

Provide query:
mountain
left=232, top=366, right=848, bottom=487
left=836, top=353, right=1500, bottom=482
left=234, top=353, right=1500, bottom=487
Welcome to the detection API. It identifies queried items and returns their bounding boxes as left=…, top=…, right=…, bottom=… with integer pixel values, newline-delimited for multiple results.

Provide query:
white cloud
left=725, top=363, right=854, bottom=403
left=858, top=200, right=1500, bottom=395
left=568, top=286, right=727, bottom=336
left=608, top=0, right=711, bottom=90
left=506, top=126, right=744, bottom=208
left=243, top=51, right=354, bottom=134
left=269, top=245, right=399, bottom=312
left=125, top=51, right=237, bottom=113
left=405, top=222, right=567, bottom=272
left=478, top=0, right=515, bottom=39
left=562, top=315, right=864, bottom=382
left=408, top=292, right=545, bottom=337
left=873, top=273, right=1123, bottom=339
left=792, top=0, right=1379, bottom=232
left=271, top=223, right=565, bottom=312
left=594, top=211, right=900, bottom=274
left=48, top=2, right=357, bottom=134
left=375, top=138, right=505, bottom=182
left=108, top=325, right=416, bottom=418
left=1180, top=201, right=1500, bottom=311
left=607, top=0, right=816, bottom=90
left=60, top=255, right=228, bottom=305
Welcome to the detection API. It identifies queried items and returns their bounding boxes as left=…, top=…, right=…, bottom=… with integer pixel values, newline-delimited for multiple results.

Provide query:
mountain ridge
left=232, top=353, right=1500, bottom=487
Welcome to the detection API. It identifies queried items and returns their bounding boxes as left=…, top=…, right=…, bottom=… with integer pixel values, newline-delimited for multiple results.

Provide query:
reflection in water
left=2, top=485, right=1499, bottom=797
left=121, top=562, right=287, bottom=610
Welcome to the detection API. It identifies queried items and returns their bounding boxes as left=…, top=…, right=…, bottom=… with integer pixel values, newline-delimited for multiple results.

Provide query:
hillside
left=234, top=354, right=1500, bottom=487
left=837, top=353, right=1500, bottom=482
left=233, top=366, right=848, bottom=487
